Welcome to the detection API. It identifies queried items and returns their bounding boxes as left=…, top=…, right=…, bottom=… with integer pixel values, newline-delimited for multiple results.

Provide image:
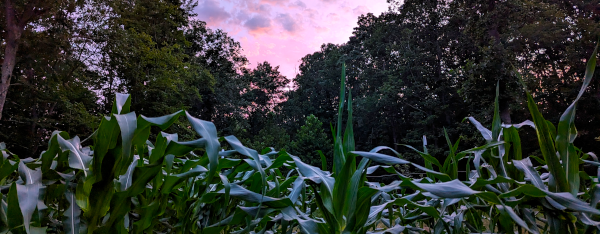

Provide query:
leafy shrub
left=290, top=114, right=333, bottom=169
left=0, top=44, right=598, bottom=234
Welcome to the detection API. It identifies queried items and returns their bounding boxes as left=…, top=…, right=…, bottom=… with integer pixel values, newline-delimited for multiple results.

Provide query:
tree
left=95, top=0, right=208, bottom=116
left=290, top=114, right=333, bottom=168
left=185, top=20, right=250, bottom=136
left=248, top=112, right=291, bottom=152
left=282, top=43, right=344, bottom=133
left=245, top=62, right=289, bottom=113
left=284, top=0, right=599, bottom=164
left=1, top=0, right=76, bottom=120
left=0, top=0, right=99, bottom=157
left=243, top=61, right=289, bottom=137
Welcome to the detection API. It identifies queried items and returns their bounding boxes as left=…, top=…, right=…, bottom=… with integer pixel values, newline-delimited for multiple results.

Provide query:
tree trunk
left=1, top=0, right=47, bottom=120
left=0, top=34, right=19, bottom=121
left=0, top=0, right=22, bottom=121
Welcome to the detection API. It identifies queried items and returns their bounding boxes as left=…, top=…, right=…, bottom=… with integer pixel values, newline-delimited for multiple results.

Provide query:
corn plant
left=0, top=43, right=599, bottom=233
left=0, top=94, right=299, bottom=233
left=353, top=42, right=600, bottom=233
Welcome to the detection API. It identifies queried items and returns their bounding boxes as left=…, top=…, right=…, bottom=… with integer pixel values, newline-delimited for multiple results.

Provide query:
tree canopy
left=1, top=0, right=598, bottom=166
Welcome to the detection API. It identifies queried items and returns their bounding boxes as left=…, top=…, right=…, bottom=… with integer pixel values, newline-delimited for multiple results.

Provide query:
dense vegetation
left=1, top=0, right=600, bottom=233
left=1, top=48, right=599, bottom=233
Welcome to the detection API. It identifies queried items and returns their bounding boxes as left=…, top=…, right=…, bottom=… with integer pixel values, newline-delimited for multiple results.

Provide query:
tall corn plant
left=357, top=42, right=600, bottom=233
left=291, top=42, right=600, bottom=234
left=0, top=43, right=599, bottom=234
left=0, top=94, right=297, bottom=233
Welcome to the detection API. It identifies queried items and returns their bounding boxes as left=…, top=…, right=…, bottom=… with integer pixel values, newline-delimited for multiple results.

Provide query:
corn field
left=0, top=44, right=599, bottom=234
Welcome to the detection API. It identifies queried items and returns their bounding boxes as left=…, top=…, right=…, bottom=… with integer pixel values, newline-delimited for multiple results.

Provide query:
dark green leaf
left=186, top=112, right=220, bottom=177
left=218, top=184, right=292, bottom=208
left=351, top=151, right=409, bottom=165
left=161, top=165, right=208, bottom=194
left=7, top=183, right=24, bottom=232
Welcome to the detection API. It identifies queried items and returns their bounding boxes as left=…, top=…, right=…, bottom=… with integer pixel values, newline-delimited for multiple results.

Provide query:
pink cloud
left=194, top=0, right=389, bottom=78
left=195, top=0, right=231, bottom=25
left=260, top=0, right=290, bottom=6
left=327, top=13, right=341, bottom=22
left=276, top=13, right=301, bottom=34
left=353, top=5, right=369, bottom=16
left=289, top=0, right=307, bottom=9
left=244, top=15, right=273, bottom=34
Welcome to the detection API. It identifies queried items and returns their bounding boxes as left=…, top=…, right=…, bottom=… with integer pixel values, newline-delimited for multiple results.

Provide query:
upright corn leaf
left=421, top=136, right=435, bottom=180
left=333, top=62, right=347, bottom=176
left=117, top=156, right=139, bottom=192
left=114, top=112, right=138, bottom=175
left=7, top=183, right=24, bottom=233
left=343, top=89, right=355, bottom=160
left=92, top=115, right=120, bottom=182
left=333, top=155, right=354, bottom=226
left=443, top=128, right=459, bottom=179
left=99, top=163, right=162, bottom=232
left=132, top=201, right=160, bottom=234
left=344, top=158, right=370, bottom=220
left=40, top=131, right=67, bottom=173
left=111, top=93, right=131, bottom=115
left=517, top=68, right=569, bottom=192
left=496, top=205, right=536, bottom=234
left=16, top=183, right=40, bottom=234
left=503, top=127, right=523, bottom=181
left=186, top=112, right=220, bottom=179
left=318, top=150, right=327, bottom=171
left=292, top=155, right=335, bottom=216
left=64, top=191, right=82, bottom=234
left=556, top=42, right=598, bottom=195
left=345, top=187, right=378, bottom=232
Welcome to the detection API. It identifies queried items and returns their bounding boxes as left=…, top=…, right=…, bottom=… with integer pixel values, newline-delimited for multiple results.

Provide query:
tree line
left=1, top=0, right=599, bottom=167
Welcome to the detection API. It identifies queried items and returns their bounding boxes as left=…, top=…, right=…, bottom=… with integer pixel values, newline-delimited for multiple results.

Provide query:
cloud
left=291, top=0, right=307, bottom=9
left=327, top=12, right=340, bottom=21
left=195, top=0, right=231, bottom=25
left=244, top=15, right=273, bottom=34
left=353, top=5, right=369, bottom=16
left=236, top=10, right=251, bottom=22
left=248, top=3, right=272, bottom=14
left=260, top=0, right=290, bottom=5
left=303, top=8, right=319, bottom=19
left=276, top=13, right=300, bottom=33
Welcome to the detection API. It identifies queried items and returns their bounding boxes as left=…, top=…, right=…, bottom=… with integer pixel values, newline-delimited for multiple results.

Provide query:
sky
left=193, top=0, right=390, bottom=79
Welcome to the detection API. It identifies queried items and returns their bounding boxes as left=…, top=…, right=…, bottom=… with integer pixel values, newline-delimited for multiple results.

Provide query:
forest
left=1, top=0, right=600, bottom=165
left=1, top=0, right=600, bottom=233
